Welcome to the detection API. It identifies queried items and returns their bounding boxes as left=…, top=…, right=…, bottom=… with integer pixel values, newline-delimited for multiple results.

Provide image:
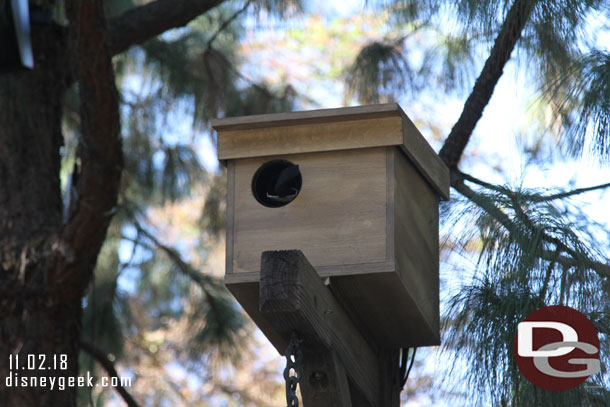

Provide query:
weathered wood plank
left=299, top=350, right=352, bottom=407
left=231, top=149, right=388, bottom=274
left=259, top=250, right=380, bottom=407
left=225, top=161, right=236, bottom=277
left=225, top=281, right=288, bottom=350
left=214, top=103, right=450, bottom=199
left=217, top=116, right=402, bottom=161
left=378, top=348, right=402, bottom=407
left=400, top=115, right=450, bottom=200
left=393, top=148, right=440, bottom=341
left=224, top=261, right=397, bottom=283
left=212, top=103, right=403, bottom=131
left=329, top=272, right=439, bottom=347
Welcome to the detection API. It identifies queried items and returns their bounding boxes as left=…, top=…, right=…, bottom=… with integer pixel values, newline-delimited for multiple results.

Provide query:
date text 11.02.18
left=9, top=354, right=68, bottom=371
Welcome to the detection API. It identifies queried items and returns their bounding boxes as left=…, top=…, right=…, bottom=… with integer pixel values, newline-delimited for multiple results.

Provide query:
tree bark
left=107, top=0, right=224, bottom=55
left=0, top=0, right=230, bottom=404
left=0, top=0, right=121, bottom=405
left=0, top=0, right=234, bottom=403
left=0, top=22, right=81, bottom=406
left=438, top=0, right=536, bottom=169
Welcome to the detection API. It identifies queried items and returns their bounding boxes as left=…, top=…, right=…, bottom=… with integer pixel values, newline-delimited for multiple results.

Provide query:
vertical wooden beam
left=299, top=350, right=352, bottom=407
left=379, top=348, right=402, bottom=407
left=259, top=250, right=381, bottom=407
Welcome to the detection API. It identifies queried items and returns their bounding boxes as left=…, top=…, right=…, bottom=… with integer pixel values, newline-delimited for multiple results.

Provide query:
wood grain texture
left=392, top=148, right=440, bottom=343
left=225, top=147, right=441, bottom=347
left=400, top=115, right=450, bottom=200
left=259, top=250, right=381, bottom=407
left=299, top=351, right=353, bottom=407
left=212, top=103, right=403, bottom=131
left=319, top=149, right=440, bottom=347
left=217, top=116, right=402, bottom=161
left=385, top=148, right=396, bottom=262
left=225, top=161, right=235, bottom=277
left=378, top=349, right=402, bottom=407
left=328, top=271, right=439, bottom=348
left=214, top=103, right=450, bottom=199
left=225, top=261, right=396, bottom=282
left=231, top=148, right=388, bottom=274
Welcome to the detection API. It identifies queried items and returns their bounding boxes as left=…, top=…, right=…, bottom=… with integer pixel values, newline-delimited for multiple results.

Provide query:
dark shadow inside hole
left=251, top=160, right=302, bottom=208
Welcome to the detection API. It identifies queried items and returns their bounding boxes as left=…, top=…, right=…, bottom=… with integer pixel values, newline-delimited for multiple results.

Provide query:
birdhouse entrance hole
left=251, top=159, right=302, bottom=208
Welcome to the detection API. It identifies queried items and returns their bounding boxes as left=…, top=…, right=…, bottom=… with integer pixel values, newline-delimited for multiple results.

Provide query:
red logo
left=513, top=305, right=600, bottom=391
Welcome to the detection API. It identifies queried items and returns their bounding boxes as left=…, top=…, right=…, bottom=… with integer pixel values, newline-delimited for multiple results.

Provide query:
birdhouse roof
left=212, top=103, right=449, bottom=199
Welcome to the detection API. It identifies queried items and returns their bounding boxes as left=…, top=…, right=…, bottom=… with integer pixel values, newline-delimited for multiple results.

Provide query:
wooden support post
left=259, top=250, right=388, bottom=407
left=378, top=348, right=402, bottom=407
left=299, top=350, right=352, bottom=407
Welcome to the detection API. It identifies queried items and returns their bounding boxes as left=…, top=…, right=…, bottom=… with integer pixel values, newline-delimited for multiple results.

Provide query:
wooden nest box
left=213, top=104, right=449, bottom=348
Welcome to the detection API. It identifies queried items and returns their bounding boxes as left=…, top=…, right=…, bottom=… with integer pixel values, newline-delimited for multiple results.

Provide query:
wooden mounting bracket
left=258, top=250, right=401, bottom=407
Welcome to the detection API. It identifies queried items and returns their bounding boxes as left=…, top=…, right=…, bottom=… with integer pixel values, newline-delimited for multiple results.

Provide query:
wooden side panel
left=327, top=271, right=439, bottom=348
left=393, top=148, right=440, bottom=342
left=218, top=116, right=402, bottom=161
left=320, top=148, right=439, bottom=347
left=231, top=148, right=389, bottom=274
left=225, top=161, right=236, bottom=274
left=385, top=149, right=395, bottom=264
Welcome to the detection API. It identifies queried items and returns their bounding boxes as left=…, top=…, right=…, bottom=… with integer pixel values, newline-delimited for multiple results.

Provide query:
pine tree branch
left=57, top=0, right=123, bottom=300
left=451, top=174, right=520, bottom=236
left=123, top=218, right=226, bottom=321
left=549, top=251, right=610, bottom=280
left=210, top=46, right=277, bottom=98
left=538, top=247, right=559, bottom=302
left=107, top=0, right=226, bottom=55
left=80, top=340, right=141, bottom=407
left=130, top=221, right=213, bottom=289
left=438, top=0, right=536, bottom=168
left=529, top=181, right=610, bottom=202
left=452, top=170, right=610, bottom=279
left=206, top=0, right=253, bottom=51
left=455, top=170, right=504, bottom=192
left=458, top=170, right=610, bottom=201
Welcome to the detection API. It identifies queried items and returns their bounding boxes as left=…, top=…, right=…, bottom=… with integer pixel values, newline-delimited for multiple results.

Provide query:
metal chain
left=283, top=334, right=303, bottom=407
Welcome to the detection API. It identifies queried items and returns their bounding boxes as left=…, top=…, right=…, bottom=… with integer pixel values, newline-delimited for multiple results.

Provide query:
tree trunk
left=0, top=1, right=222, bottom=405
left=0, top=23, right=84, bottom=407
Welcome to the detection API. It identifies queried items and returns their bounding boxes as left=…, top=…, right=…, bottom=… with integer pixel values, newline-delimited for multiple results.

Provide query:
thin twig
left=456, top=170, right=505, bottom=192
left=80, top=341, right=141, bottom=407
left=529, top=181, right=610, bottom=202
left=538, top=246, right=560, bottom=303
left=457, top=170, right=610, bottom=279
left=210, top=47, right=277, bottom=98
left=125, top=219, right=226, bottom=321
left=459, top=171, right=610, bottom=202
left=206, top=0, right=253, bottom=51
